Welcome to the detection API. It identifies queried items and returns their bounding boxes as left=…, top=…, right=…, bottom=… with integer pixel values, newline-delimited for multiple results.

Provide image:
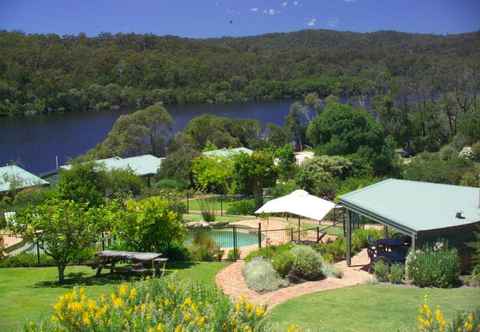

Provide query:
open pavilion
left=340, top=179, right=480, bottom=266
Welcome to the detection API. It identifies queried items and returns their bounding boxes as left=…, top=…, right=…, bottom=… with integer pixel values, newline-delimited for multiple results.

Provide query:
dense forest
left=0, top=29, right=479, bottom=117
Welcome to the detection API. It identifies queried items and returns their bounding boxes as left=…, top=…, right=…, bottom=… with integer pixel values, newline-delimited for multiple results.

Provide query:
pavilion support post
left=298, top=217, right=301, bottom=241
left=411, top=233, right=416, bottom=251
left=346, top=210, right=352, bottom=267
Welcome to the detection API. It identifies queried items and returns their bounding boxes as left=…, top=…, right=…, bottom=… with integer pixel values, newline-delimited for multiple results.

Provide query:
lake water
left=0, top=101, right=292, bottom=174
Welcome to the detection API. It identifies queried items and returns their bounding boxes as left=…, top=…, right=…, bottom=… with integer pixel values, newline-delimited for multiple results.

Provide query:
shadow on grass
left=32, top=261, right=198, bottom=289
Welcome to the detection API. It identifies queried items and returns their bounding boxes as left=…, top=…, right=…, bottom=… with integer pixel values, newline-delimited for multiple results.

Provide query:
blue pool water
left=186, top=230, right=259, bottom=249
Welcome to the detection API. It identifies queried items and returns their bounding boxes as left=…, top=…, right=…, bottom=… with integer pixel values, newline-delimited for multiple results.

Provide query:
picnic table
left=93, top=250, right=168, bottom=277
left=367, top=237, right=410, bottom=270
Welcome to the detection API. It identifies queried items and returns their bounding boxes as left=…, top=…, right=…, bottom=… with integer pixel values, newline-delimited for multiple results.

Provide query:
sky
left=1, top=0, right=479, bottom=38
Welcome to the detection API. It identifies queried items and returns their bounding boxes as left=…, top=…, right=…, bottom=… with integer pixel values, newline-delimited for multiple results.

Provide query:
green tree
left=306, top=102, right=395, bottom=174
left=458, top=108, right=480, bottom=144
left=285, top=102, right=307, bottom=150
left=191, top=156, right=234, bottom=194
left=275, top=145, right=297, bottom=180
left=15, top=199, right=105, bottom=283
left=57, top=162, right=108, bottom=207
left=295, top=156, right=353, bottom=199
left=88, top=103, right=172, bottom=158
left=113, top=197, right=186, bottom=253
left=232, top=151, right=277, bottom=207
left=265, top=123, right=292, bottom=148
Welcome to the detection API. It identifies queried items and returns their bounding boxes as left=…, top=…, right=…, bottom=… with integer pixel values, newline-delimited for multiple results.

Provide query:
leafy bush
left=0, top=252, right=55, bottom=267
left=269, top=180, right=298, bottom=198
left=373, top=260, right=389, bottom=282
left=26, top=276, right=272, bottom=332
left=243, top=257, right=288, bottom=293
left=114, top=197, right=186, bottom=253
left=188, top=230, right=220, bottom=261
left=313, top=238, right=346, bottom=262
left=227, top=248, right=240, bottom=261
left=406, top=243, right=460, bottom=288
left=472, top=142, right=480, bottom=162
left=321, top=263, right=343, bottom=278
left=352, top=228, right=382, bottom=251
left=271, top=250, right=295, bottom=278
left=388, top=263, right=404, bottom=284
left=244, top=243, right=294, bottom=262
left=290, top=245, right=325, bottom=281
left=226, top=199, right=256, bottom=215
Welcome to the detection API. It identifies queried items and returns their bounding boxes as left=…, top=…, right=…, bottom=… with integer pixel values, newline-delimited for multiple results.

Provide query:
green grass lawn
left=187, top=197, right=236, bottom=212
left=0, top=261, right=227, bottom=331
left=268, top=284, right=480, bottom=332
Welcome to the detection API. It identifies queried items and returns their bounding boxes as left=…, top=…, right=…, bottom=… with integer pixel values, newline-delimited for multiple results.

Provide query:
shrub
left=227, top=248, right=240, bottom=261
left=226, top=199, right=256, bottom=215
left=188, top=230, right=220, bottom=261
left=406, top=243, right=460, bottom=288
left=321, top=263, right=343, bottom=278
left=244, top=243, right=294, bottom=262
left=352, top=228, right=382, bottom=251
left=472, top=142, right=480, bottom=162
left=243, top=257, right=288, bottom=293
left=290, top=245, right=324, bottom=281
left=313, top=238, right=346, bottom=262
left=271, top=250, right=295, bottom=278
left=26, top=276, right=272, bottom=332
left=0, top=252, right=56, bottom=267
left=388, top=263, right=404, bottom=284
left=373, top=260, right=389, bottom=282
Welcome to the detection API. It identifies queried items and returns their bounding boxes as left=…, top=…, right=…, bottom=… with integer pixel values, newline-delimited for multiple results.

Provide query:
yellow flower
left=195, top=316, right=206, bottom=327
left=435, top=307, right=446, bottom=332
left=118, top=283, right=129, bottom=297
left=82, top=312, right=91, bottom=326
left=255, top=306, right=265, bottom=317
left=111, top=294, right=124, bottom=308
left=129, top=288, right=137, bottom=300
left=156, top=323, right=165, bottom=332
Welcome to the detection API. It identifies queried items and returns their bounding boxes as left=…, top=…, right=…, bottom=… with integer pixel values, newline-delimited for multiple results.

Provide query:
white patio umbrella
left=255, top=189, right=338, bottom=221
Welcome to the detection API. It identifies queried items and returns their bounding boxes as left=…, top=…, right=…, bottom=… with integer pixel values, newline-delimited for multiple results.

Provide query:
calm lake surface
left=0, top=101, right=292, bottom=174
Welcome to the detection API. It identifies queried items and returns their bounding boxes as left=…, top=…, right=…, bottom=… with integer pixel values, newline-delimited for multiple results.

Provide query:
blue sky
left=1, top=0, right=479, bottom=37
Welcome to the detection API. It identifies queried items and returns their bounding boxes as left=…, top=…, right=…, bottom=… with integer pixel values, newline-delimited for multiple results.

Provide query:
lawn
left=183, top=213, right=255, bottom=223
left=268, top=284, right=480, bottom=332
left=187, top=197, right=237, bottom=212
left=0, top=261, right=227, bottom=331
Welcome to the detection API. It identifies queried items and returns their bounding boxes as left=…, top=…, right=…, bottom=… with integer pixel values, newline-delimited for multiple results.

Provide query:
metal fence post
left=317, top=226, right=320, bottom=243
left=220, top=196, right=223, bottom=216
left=258, top=222, right=262, bottom=248
left=36, top=238, right=40, bottom=265
left=101, top=232, right=105, bottom=251
left=232, top=225, right=238, bottom=262
left=186, top=192, right=190, bottom=214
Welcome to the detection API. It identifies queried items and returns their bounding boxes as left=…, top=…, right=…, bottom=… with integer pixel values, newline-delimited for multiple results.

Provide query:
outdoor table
left=94, top=250, right=164, bottom=276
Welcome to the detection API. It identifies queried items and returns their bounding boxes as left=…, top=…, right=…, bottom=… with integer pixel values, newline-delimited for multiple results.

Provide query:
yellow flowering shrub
left=24, top=275, right=293, bottom=332
left=417, top=295, right=479, bottom=332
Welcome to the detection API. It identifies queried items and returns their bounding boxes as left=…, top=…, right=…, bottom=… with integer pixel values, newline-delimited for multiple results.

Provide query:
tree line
left=0, top=29, right=479, bottom=116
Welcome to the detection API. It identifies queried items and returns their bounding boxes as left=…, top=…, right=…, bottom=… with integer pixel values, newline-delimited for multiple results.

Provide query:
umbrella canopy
left=255, top=190, right=337, bottom=221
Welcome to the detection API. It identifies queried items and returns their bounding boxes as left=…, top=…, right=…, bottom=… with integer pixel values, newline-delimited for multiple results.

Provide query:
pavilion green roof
left=0, top=165, right=49, bottom=193
left=61, top=154, right=164, bottom=177
left=340, top=179, right=480, bottom=235
left=202, top=147, right=253, bottom=158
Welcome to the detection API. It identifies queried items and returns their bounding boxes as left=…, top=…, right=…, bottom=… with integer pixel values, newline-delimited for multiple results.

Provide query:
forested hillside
left=0, top=29, right=479, bottom=116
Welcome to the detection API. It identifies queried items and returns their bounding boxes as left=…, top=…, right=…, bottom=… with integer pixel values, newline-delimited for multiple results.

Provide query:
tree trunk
left=58, top=264, right=66, bottom=284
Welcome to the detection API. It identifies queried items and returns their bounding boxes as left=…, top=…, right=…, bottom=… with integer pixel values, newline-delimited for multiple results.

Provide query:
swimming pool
left=186, top=229, right=260, bottom=248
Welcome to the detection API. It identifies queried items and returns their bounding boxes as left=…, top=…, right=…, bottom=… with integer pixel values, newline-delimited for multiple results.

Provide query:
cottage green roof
left=0, top=165, right=49, bottom=193
left=202, top=147, right=253, bottom=158
left=61, top=154, right=164, bottom=177
left=340, top=179, right=480, bottom=235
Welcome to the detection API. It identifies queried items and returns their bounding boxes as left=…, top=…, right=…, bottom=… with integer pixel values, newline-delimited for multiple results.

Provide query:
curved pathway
left=216, top=249, right=372, bottom=309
